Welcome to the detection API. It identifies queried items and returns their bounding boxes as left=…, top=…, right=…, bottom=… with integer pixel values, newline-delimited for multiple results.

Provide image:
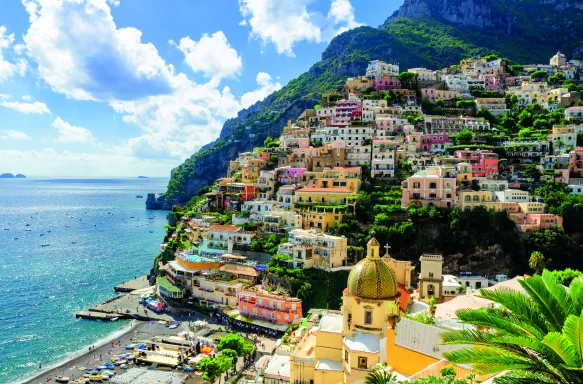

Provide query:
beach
left=20, top=321, right=186, bottom=384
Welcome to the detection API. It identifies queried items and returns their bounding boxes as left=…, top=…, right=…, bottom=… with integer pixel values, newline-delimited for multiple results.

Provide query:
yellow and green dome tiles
left=347, top=257, right=398, bottom=300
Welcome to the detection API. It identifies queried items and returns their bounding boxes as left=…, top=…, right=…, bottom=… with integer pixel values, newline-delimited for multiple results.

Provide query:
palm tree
left=529, top=251, right=547, bottom=274
left=365, top=369, right=398, bottom=384
left=440, top=270, right=583, bottom=383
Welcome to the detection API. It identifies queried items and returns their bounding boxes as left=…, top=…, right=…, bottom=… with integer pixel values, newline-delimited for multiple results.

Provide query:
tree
left=398, top=72, right=419, bottom=90
left=551, top=268, right=583, bottom=286
left=483, top=54, right=500, bottom=62
left=529, top=251, right=547, bottom=274
left=548, top=72, right=566, bottom=86
left=198, top=354, right=233, bottom=382
left=365, top=369, right=398, bottom=384
left=456, top=100, right=476, bottom=109
left=218, top=333, right=246, bottom=356
left=509, top=64, right=524, bottom=76
left=441, top=270, right=583, bottom=383
left=529, top=69, right=548, bottom=81
left=522, top=164, right=542, bottom=182
left=453, top=129, right=475, bottom=145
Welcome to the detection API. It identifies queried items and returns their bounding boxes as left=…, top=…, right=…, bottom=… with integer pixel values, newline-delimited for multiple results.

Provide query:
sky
left=0, top=0, right=403, bottom=177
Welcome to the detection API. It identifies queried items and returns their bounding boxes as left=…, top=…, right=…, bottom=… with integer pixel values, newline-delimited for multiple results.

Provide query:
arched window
left=427, top=284, right=435, bottom=296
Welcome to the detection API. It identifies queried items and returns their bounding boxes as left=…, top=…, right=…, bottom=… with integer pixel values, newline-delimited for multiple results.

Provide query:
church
left=289, top=234, right=409, bottom=384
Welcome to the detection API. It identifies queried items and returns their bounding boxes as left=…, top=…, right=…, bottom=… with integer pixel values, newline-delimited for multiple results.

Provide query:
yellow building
left=295, top=187, right=356, bottom=208
left=299, top=205, right=348, bottom=232
left=290, top=236, right=401, bottom=384
left=242, top=159, right=267, bottom=184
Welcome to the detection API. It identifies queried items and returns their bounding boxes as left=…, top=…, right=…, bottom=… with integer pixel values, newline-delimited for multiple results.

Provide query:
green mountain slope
left=163, top=1, right=583, bottom=205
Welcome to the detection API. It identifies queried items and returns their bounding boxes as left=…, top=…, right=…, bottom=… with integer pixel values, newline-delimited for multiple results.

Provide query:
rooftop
left=318, top=314, right=343, bottom=333
left=314, top=359, right=343, bottom=371
left=344, top=333, right=381, bottom=353
left=296, top=187, right=353, bottom=193
left=209, top=225, right=242, bottom=233
left=219, top=263, right=259, bottom=277
left=264, top=354, right=291, bottom=379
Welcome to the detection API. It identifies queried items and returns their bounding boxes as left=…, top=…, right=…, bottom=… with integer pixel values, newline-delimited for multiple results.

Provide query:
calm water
left=0, top=177, right=169, bottom=383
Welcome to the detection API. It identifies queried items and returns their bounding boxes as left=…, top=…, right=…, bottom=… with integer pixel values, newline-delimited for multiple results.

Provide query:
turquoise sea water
left=0, top=177, right=169, bottom=383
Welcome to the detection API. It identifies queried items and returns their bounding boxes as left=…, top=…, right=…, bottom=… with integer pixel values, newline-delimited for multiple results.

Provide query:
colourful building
left=419, top=134, right=450, bottom=153
left=401, top=167, right=457, bottom=208
left=278, top=228, right=348, bottom=268
left=374, top=74, right=401, bottom=90
left=276, top=167, right=308, bottom=185
left=454, top=149, right=499, bottom=177
left=238, top=286, right=302, bottom=325
left=295, top=187, right=356, bottom=207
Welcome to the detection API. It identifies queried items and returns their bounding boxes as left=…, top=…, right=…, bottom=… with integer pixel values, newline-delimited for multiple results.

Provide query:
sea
left=0, top=177, right=170, bottom=383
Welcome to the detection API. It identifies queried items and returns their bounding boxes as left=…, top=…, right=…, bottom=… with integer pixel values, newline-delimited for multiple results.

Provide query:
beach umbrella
left=137, top=344, right=145, bottom=349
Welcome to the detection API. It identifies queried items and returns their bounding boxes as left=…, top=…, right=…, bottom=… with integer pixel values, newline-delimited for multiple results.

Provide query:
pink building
left=275, top=167, right=307, bottom=185
left=420, top=134, right=449, bottom=152
left=374, top=74, right=401, bottom=90
left=479, top=74, right=503, bottom=91
left=510, top=213, right=563, bottom=232
left=332, top=100, right=362, bottom=126
left=455, top=150, right=499, bottom=177
left=292, top=147, right=322, bottom=158
left=401, top=167, right=457, bottom=208
left=238, top=286, right=302, bottom=325
left=569, top=148, right=583, bottom=177
left=256, top=152, right=270, bottom=162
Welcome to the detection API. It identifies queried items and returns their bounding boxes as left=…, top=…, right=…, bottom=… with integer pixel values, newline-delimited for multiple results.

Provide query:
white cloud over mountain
left=238, top=0, right=363, bottom=56
left=173, top=32, right=243, bottom=84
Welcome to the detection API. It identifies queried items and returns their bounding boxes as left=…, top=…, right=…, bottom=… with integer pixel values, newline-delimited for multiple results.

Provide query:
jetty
left=114, top=275, right=150, bottom=293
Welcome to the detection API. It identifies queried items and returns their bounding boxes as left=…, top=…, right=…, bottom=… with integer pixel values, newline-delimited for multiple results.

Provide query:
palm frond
left=493, top=369, right=560, bottom=384
left=541, top=332, right=582, bottom=368
left=443, top=345, right=536, bottom=374
left=562, top=312, right=583, bottom=366
left=569, top=279, right=583, bottom=316
left=455, top=307, right=543, bottom=339
left=519, top=274, right=566, bottom=332
left=477, top=287, right=548, bottom=335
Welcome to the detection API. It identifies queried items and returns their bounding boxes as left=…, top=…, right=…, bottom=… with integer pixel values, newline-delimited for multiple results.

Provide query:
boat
left=169, top=323, right=179, bottom=329
left=149, top=231, right=154, bottom=233
left=158, top=320, right=166, bottom=325
left=25, top=228, right=31, bottom=232
left=110, top=317, right=119, bottom=322
left=3, top=228, right=8, bottom=230
left=119, top=364, right=127, bottom=369
left=104, top=363, right=115, bottom=370
left=40, top=234, right=44, bottom=236
left=55, top=377, right=70, bottom=383
left=135, top=195, right=143, bottom=198
left=130, top=217, right=134, bottom=219
left=41, top=243, right=49, bottom=247
left=13, top=237, right=18, bottom=240
left=71, top=241, right=77, bottom=244
left=47, top=230, right=51, bottom=232
left=123, top=343, right=136, bottom=349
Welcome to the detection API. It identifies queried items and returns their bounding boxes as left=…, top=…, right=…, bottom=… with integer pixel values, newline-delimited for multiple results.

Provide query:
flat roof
left=315, top=359, right=343, bottom=371
left=318, top=314, right=343, bottom=333
left=344, top=333, right=381, bottom=353
left=264, top=354, right=291, bottom=379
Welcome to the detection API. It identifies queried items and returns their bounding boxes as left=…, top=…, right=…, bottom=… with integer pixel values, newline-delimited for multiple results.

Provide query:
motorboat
left=41, top=243, right=49, bottom=247
left=13, top=237, right=18, bottom=240
left=40, top=234, right=44, bottom=236
left=135, top=195, right=143, bottom=198
left=25, top=228, right=31, bottom=232
left=55, top=376, right=70, bottom=383
left=169, top=323, right=179, bottom=329
left=110, top=317, right=119, bottom=322
left=2, top=228, right=8, bottom=230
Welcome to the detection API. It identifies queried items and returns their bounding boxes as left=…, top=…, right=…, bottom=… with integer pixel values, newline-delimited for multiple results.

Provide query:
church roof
left=347, top=256, right=399, bottom=300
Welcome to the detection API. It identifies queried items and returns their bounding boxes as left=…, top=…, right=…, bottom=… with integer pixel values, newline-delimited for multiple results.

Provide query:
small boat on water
left=13, top=237, right=18, bottom=240
left=71, top=241, right=77, bottom=244
left=130, top=216, right=134, bottom=219
left=110, top=317, right=119, bottom=322
left=41, top=243, right=49, bottom=247
left=3, top=228, right=8, bottom=230
left=25, top=228, right=31, bottom=232
left=135, top=195, right=143, bottom=198
left=40, top=234, right=44, bottom=236
left=47, top=230, right=51, bottom=232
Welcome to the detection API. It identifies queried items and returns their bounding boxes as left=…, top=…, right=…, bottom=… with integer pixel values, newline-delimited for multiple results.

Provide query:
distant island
left=0, top=173, right=26, bottom=179
left=137, top=176, right=149, bottom=179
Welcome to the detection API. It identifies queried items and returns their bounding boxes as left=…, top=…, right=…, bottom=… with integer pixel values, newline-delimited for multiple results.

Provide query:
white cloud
left=0, top=129, right=31, bottom=141
left=174, top=32, right=242, bottom=84
left=0, top=100, right=50, bottom=114
left=22, top=95, right=32, bottom=101
left=107, top=0, right=120, bottom=7
left=52, top=117, right=94, bottom=143
left=22, top=0, right=174, bottom=101
left=240, top=72, right=282, bottom=109
left=0, top=94, right=10, bottom=100
left=0, top=25, right=27, bottom=83
left=0, top=148, right=176, bottom=177
left=326, top=0, right=363, bottom=37
left=239, top=0, right=321, bottom=56
left=238, top=0, right=363, bottom=56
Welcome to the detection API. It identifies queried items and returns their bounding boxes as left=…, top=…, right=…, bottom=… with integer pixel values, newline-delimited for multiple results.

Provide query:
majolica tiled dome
left=347, top=237, right=399, bottom=300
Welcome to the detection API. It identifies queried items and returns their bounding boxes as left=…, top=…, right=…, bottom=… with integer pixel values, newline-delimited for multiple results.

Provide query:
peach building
left=401, top=167, right=457, bottom=208
left=569, top=147, right=583, bottom=177
left=238, top=286, right=302, bottom=325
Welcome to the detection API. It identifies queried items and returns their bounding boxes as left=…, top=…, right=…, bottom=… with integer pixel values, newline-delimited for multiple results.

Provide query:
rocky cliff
left=161, top=0, right=583, bottom=206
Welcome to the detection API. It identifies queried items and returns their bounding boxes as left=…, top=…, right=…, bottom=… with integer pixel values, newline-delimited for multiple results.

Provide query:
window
left=429, top=272, right=434, bottom=278
left=345, top=350, right=349, bottom=362
left=358, top=357, right=368, bottom=369
left=429, top=182, right=437, bottom=189
left=413, top=182, right=420, bottom=189
left=365, top=310, right=373, bottom=325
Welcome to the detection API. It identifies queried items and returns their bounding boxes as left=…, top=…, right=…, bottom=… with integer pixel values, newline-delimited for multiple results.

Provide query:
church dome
left=347, top=237, right=399, bottom=300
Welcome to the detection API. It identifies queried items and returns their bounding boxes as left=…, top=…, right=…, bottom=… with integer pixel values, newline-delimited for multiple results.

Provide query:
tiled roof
left=332, top=166, right=361, bottom=171
left=220, top=264, right=259, bottom=277
left=397, top=283, right=410, bottom=312
left=296, top=187, right=353, bottom=193
left=209, top=225, right=241, bottom=233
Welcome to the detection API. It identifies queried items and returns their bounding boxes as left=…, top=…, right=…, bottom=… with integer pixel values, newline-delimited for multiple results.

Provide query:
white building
left=362, top=99, right=379, bottom=122
left=493, top=189, right=530, bottom=203
left=456, top=274, right=489, bottom=290
left=443, top=74, right=485, bottom=92
left=278, top=229, right=348, bottom=269
left=345, top=145, right=371, bottom=167
left=568, top=185, right=583, bottom=194
left=473, top=178, right=508, bottom=192
left=371, top=140, right=396, bottom=178
left=408, top=68, right=437, bottom=81
left=366, top=60, right=399, bottom=80
left=262, top=210, right=302, bottom=235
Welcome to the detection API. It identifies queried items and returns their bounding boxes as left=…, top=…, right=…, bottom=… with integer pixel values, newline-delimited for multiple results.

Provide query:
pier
left=114, top=275, right=150, bottom=293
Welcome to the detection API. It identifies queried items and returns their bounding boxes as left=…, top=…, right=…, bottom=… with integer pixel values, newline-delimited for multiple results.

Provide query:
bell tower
left=418, top=254, right=443, bottom=301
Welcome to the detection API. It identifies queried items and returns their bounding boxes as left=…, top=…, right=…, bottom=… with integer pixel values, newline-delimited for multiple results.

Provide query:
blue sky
left=0, top=0, right=402, bottom=177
